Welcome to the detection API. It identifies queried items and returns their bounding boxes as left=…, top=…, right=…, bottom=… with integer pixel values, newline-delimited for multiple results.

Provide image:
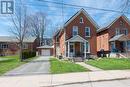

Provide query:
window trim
left=72, top=26, right=78, bottom=36
left=85, top=27, right=91, bottom=37
left=80, top=17, right=84, bottom=23
left=115, top=28, right=120, bottom=35
left=123, top=28, right=128, bottom=35
left=0, top=43, right=8, bottom=49
left=86, top=41, right=90, bottom=53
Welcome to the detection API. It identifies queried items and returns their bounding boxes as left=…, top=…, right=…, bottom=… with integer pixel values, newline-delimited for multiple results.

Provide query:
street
left=56, top=79, right=130, bottom=87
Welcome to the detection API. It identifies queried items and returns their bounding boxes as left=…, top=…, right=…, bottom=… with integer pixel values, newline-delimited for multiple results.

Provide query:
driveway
left=4, top=56, right=50, bottom=76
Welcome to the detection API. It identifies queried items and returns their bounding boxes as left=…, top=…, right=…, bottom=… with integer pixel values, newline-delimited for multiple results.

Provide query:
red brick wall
left=65, top=12, right=97, bottom=55
left=97, top=30, right=109, bottom=51
left=59, top=32, right=65, bottom=55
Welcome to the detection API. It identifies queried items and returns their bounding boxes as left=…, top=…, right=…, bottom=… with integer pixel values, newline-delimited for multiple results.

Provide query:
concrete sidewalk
left=76, top=62, right=102, bottom=71
left=1, top=70, right=130, bottom=87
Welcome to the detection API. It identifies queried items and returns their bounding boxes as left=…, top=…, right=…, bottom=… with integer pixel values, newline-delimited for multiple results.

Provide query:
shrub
left=22, top=51, right=36, bottom=59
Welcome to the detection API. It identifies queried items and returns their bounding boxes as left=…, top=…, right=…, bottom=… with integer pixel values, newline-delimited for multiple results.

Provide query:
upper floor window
left=120, top=20, right=124, bottom=26
left=85, top=27, right=90, bottom=36
left=80, top=17, right=84, bottom=23
left=115, top=28, right=120, bottom=35
left=123, top=28, right=128, bottom=35
left=72, top=26, right=78, bottom=36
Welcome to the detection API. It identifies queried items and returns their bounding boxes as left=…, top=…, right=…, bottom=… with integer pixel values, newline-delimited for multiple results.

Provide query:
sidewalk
left=0, top=70, right=130, bottom=87
left=76, top=62, right=102, bottom=71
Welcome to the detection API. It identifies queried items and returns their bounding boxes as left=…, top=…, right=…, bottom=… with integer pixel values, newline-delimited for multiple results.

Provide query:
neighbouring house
left=37, top=38, right=54, bottom=56
left=53, top=8, right=99, bottom=58
left=0, top=36, right=37, bottom=56
left=97, top=15, right=130, bottom=57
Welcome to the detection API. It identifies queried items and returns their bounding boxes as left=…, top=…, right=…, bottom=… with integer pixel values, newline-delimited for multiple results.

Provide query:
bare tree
left=29, top=12, right=46, bottom=46
left=10, top=3, right=29, bottom=61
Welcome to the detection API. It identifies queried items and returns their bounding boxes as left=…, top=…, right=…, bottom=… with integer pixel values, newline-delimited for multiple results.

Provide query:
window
left=115, top=28, right=120, bottom=35
left=70, top=44, right=74, bottom=53
left=72, top=26, right=78, bottom=36
left=127, top=41, right=130, bottom=51
left=86, top=42, right=89, bottom=52
left=123, top=28, right=128, bottom=35
left=0, top=43, right=8, bottom=49
left=80, top=17, right=83, bottom=23
left=22, top=43, right=28, bottom=49
left=85, top=27, right=90, bottom=36
left=120, top=20, right=123, bottom=26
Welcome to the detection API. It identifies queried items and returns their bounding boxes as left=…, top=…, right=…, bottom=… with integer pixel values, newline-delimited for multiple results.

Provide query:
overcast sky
left=0, top=0, right=129, bottom=37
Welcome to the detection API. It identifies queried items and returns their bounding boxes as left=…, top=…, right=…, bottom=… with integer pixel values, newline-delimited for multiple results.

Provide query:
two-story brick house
left=53, top=9, right=99, bottom=58
left=97, top=15, right=130, bottom=57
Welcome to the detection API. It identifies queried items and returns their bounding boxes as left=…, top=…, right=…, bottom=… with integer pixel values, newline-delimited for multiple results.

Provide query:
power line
left=37, top=0, right=130, bottom=14
left=14, top=0, right=130, bottom=14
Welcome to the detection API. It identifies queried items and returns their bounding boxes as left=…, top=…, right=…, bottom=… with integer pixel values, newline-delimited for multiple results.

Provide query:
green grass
left=50, top=58, right=89, bottom=74
left=86, top=58, right=130, bottom=70
left=0, top=55, right=36, bottom=75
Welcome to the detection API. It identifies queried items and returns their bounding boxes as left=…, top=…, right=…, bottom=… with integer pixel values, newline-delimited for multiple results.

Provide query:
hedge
left=22, top=51, right=36, bottom=59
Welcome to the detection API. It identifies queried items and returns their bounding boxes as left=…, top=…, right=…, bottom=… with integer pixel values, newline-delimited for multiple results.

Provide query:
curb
left=42, top=77, right=130, bottom=87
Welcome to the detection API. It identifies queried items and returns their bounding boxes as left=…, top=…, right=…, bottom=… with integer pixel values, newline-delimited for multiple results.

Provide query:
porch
left=109, top=34, right=130, bottom=57
left=65, top=35, right=90, bottom=59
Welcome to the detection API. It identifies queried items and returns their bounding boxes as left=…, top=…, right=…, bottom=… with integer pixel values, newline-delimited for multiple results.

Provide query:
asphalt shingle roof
left=0, top=36, right=36, bottom=43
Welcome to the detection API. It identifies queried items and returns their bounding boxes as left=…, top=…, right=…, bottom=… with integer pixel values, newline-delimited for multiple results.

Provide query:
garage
left=41, top=49, right=50, bottom=56
left=37, top=45, right=54, bottom=56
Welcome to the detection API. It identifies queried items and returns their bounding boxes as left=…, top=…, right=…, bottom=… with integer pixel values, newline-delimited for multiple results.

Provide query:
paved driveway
left=4, top=56, right=50, bottom=76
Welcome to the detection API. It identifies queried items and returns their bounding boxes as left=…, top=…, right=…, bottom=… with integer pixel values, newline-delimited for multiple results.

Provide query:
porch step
left=73, top=57, right=84, bottom=62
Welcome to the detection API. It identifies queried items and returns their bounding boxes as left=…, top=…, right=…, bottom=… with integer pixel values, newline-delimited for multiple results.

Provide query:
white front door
left=41, top=49, right=50, bottom=56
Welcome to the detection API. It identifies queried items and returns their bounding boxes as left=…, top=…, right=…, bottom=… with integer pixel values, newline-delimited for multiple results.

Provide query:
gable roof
left=64, top=8, right=99, bottom=29
left=109, top=34, right=124, bottom=42
left=97, top=14, right=130, bottom=33
left=66, top=35, right=87, bottom=42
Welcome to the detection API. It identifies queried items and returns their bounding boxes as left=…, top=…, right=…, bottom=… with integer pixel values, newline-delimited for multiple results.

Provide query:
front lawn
left=0, top=55, right=36, bottom=75
left=86, top=58, right=130, bottom=70
left=50, top=58, right=89, bottom=74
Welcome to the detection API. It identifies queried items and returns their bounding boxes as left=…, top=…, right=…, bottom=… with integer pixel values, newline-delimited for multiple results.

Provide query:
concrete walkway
left=1, top=70, right=130, bottom=87
left=4, top=56, right=50, bottom=76
left=76, top=62, right=102, bottom=71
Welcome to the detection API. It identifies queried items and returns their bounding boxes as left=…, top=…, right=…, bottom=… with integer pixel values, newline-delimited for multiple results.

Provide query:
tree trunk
left=19, top=42, right=23, bottom=62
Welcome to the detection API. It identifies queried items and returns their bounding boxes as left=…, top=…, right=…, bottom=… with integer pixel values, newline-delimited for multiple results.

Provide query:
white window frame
left=86, top=41, right=90, bottom=53
left=85, top=27, right=91, bottom=37
left=80, top=17, right=84, bottom=23
left=115, top=28, right=120, bottom=35
left=72, top=26, right=78, bottom=36
left=123, top=28, right=128, bottom=35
